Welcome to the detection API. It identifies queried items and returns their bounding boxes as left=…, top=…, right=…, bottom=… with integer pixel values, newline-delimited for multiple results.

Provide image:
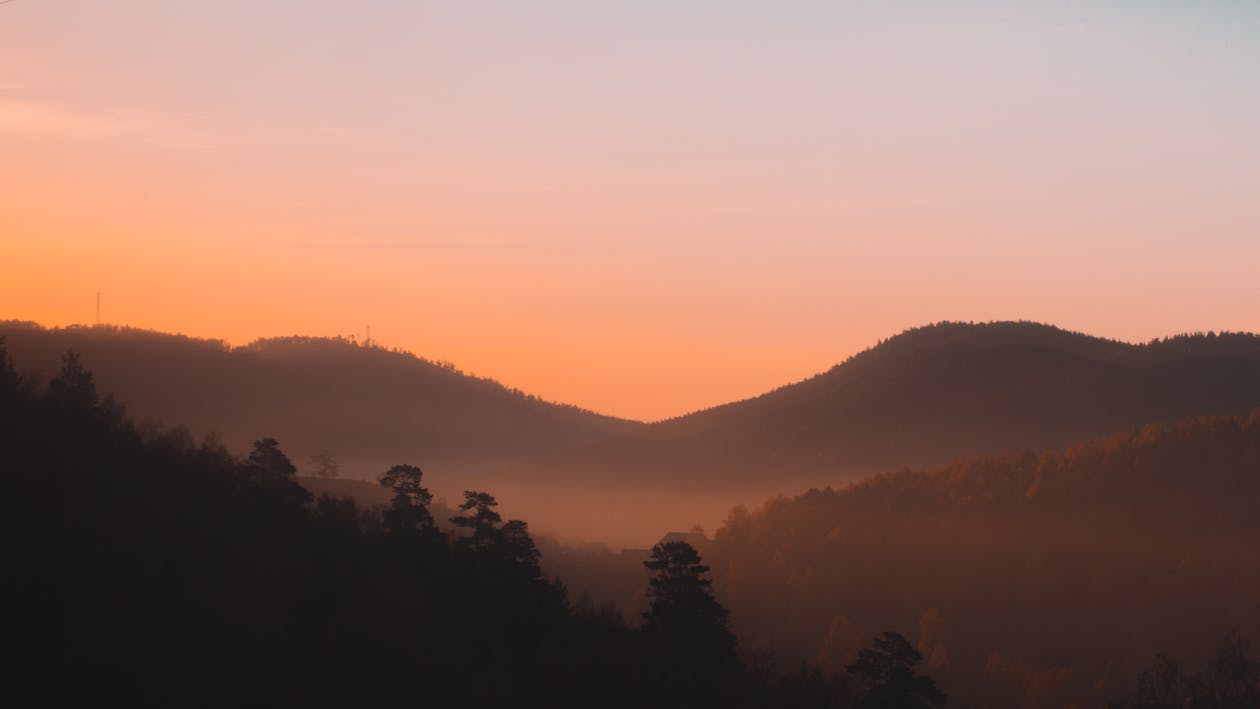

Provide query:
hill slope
left=0, top=321, right=640, bottom=478
left=705, top=408, right=1260, bottom=708
left=7, top=319, right=1259, bottom=543
left=548, top=321, right=1260, bottom=489
left=546, top=408, right=1260, bottom=707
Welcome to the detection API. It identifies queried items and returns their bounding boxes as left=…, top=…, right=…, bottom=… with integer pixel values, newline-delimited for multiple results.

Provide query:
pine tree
left=846, top=631, right=947, bottom=708
left=642, top=541, right=737, bottom=661
left=378, top=463, right=435, bottom=537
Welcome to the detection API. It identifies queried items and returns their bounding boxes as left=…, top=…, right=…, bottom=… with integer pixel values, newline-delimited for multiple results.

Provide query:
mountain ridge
left=5, top=318, right=1259, bottom=497
left=0, top=320, right=641, bottom=479
left=542, top=321, right=1260, bottom=489
left=6, top=317, right=1259, bottom=543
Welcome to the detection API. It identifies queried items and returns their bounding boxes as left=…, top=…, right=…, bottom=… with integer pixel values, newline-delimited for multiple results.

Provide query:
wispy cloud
left=0, top=96, right=418, bottom=154
left=0, top=99, right=217, bottom=147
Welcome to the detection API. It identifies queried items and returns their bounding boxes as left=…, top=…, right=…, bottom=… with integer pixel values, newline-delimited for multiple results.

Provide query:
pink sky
left=3, top=1, right=1258, bottom=420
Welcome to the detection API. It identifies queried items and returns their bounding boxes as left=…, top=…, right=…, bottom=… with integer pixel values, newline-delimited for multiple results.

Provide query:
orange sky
left=3, top=1, right=1259, bottom=421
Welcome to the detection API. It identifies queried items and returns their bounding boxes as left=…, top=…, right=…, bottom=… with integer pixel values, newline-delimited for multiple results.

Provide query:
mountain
left=7, top=318, right=1259, bottom=544
left=545, top=321, right=1260, bottom=490
left=0, top=321, right=640, bottom=480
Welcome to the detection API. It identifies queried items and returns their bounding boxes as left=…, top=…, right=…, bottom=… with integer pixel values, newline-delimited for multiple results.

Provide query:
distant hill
left=546, top=321, right=1260, bottom=490
left=7, top=319, right=1260, bottom=542
left=0, top=321, right=641, bottom=480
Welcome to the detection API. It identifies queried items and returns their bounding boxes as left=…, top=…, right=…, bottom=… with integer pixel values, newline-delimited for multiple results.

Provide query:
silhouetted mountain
left=0, top=321, right=640, bottom=480
left=550, top=321, right=1260, bottom=490
left=11, top=334, right=1255, bottom=707
left=7, top=319, right=1260, bottom=543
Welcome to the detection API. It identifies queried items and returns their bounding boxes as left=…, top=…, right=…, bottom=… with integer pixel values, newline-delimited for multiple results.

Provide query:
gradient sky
left=3, top=1, right=1258, bottom=421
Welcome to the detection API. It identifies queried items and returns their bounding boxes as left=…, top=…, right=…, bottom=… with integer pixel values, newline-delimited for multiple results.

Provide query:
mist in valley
left=9, top=1, right=1260, bottom=705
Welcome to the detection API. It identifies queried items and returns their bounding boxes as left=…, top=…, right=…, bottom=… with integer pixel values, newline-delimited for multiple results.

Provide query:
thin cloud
left=0, top=99, right=217, bottom=147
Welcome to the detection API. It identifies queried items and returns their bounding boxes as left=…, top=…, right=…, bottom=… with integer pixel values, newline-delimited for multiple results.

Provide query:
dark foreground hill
left=548, top=321, right=1260, bottom=490
left=0, top=321, right=640, bottom=479
left=3, top=341, right=807, bottom=708
left=10, top=337, right=1258, bottom=707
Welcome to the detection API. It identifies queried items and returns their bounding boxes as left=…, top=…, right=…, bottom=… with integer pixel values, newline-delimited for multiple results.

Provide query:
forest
left=13, top=0, right=1260, bottom=705
left=7, top=319, right=1260, bottom=546
left=0, top=319, right=638, bottom=474
left=13, top=342, right=953, bottom=708
left=704, top=411, right=1260, bottom=707
left=13, top=339, right=1259, bottom=707
left=533, top=412, right=1260, bottom=707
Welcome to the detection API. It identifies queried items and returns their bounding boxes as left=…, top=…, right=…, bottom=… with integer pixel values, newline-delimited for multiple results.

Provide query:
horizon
left=10, top=5, right=1260, bottom=705
left=6, top=316, right=1258, bottom=423
left=4, top=1, right=1259, bottom=420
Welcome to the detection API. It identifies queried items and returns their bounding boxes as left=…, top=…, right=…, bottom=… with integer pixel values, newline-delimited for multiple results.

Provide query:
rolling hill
left=545, top=321, right=1260, bottom=490
left=6, top=319, right=1259, bottom=543
left=0, top=321, right=641, bottom=480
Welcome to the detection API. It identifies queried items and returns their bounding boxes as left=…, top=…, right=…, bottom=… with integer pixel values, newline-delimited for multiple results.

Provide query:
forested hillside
left=703, top=410, right=1260, bottom=707
left=9, top=320, right=1260, bottom=545
left=7, top=343, right=850, bottom=708
left=553, top=322, right=1260, bottom=490
left=540, top=409, right=1260, bottom=706
left=15, top=339, right=1260, bottom=707
left=0, top=321, right=639, bottom=479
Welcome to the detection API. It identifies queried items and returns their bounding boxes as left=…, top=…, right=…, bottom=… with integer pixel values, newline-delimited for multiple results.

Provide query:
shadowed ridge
left=547, top=321, right=1260, bottom=488
left=651, top=321, right=1128, bottom=432
left=236, top=332, right=633, bottom=420
left=0, top=321, right=643, bottom=479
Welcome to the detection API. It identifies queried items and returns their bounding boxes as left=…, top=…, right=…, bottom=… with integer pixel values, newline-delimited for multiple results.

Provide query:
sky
left=2, top=1, right=1258, bottom=421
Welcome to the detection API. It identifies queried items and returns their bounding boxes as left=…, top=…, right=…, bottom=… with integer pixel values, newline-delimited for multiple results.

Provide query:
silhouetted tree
left=451, top=490, right=503, bottom=552
left=378, top=463, right=435, bottom=537
left=643, top=541, right=737, bottom=658
left=846, top=631, right=947, bottom=708
left=500, top=519, right=542, bottom=574
left=242, top=437, right=310, bottom=503
left=247, top=437, right=296, bottom=477
left=449, top=490, right=546, bottom=581
left=48, top=349, right=98, bottom=409
left=0, top=337, right=18, bottom=401
left=638, top=541, right=742, bottom=706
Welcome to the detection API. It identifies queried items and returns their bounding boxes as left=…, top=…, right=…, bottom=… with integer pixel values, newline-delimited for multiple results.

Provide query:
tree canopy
left=846, top=631, right=947, bottom=708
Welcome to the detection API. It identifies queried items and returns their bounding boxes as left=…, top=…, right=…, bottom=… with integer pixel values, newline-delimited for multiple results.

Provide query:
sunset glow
left=13, top=6, right=1260, bottom=706
left=4, top=1, right=1258, bottom=420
